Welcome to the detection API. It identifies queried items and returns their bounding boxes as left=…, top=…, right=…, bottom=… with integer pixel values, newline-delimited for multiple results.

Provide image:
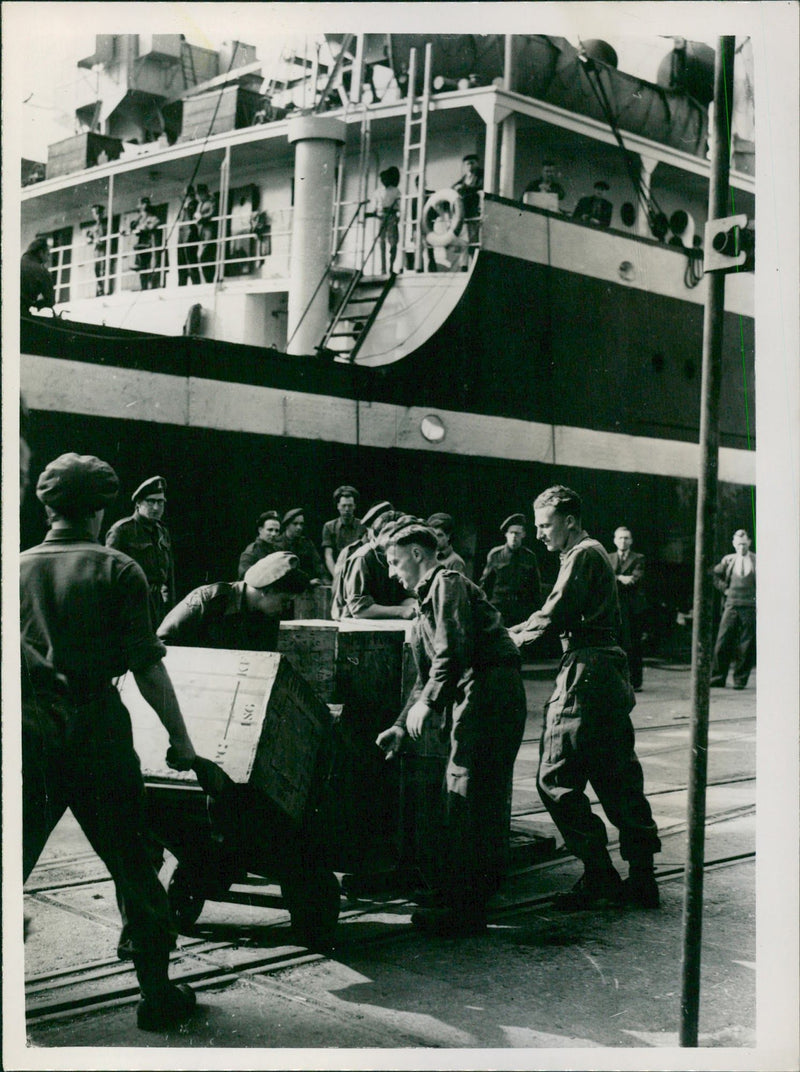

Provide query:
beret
left=36, top=453, right=119, bottom=514
left=426, top=512, right=454, bottom=534
left=594, top=180, right=610, bottom=191
left=132, top=476, right=167, bottom=503
left=282, top=507, right=305, bottom=527
left=333, top=485, right=359, bottom=503
left=361, top=500, right=393, bottom=529
left=501, top=513, right=527, bottom=532
left=244, top=551, right=308, bottom=593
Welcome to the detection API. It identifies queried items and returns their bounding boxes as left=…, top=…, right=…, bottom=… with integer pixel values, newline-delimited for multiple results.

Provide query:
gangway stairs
left=317, top=264, right=396, bottom=363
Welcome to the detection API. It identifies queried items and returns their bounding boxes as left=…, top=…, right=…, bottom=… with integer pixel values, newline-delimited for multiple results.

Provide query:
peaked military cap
left=500, top=513, right=527, bottom=532
left=132, top=476, right=167, bottom=503
left=282, top=508, right=305, bottom=527
left=36, top=453, right=119, bottom=514
left=244, top=551, right=308, bottom=593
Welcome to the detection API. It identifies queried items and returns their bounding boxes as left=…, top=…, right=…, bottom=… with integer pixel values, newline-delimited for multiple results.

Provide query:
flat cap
left=132, top=476, right=166, bottom=503
left=36, top=453, right=119, bottom=514
left=501, top=513, right=526, bottom=532
left=361, top=500, right=393, bottom=529
left=381, top=520, right=438, bottom=551
left=282, top=507, right=304, bottom=527
left=333, top=485, right=359, bottom=504
left=244, top=551, right=308, bottom=593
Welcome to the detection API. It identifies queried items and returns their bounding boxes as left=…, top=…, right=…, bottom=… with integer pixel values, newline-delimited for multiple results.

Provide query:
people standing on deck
left=426, top=512, right=466, bottom=574
left=370, top=166, right=401, bottom=275
left=238, top=510, right=283, bottom=579
left=376, top=520, right=527, bottom=936
left=105, top=476, right=175, bottom=629
left=453, top=153, right=483, bottom=250
left=609, top=526, right=646, bottom=691
left=158, top=552, right=308, bottom=651
left=20, top=452, right=198, bottom=1032
left=130, top=197, right=161, bottom=289
left=177, top=186, right=201, bottom=286
left=510, top=485, right=661, bottom=911
left=20, top=237, right=56, bottom=314
left=195, top=184, right=218, bottom=283
left=322, top=485, right=366, bottom=580
left=710, top=529, right=756, bottom=690
left=480, top=513, right=542, bottom=628
left=573, top=180, right=613, bottom=228
left=86, top=203, right=110, bottom=296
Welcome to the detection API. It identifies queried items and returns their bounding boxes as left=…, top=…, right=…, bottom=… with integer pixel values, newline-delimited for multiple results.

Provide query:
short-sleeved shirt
left=321, top=516, right=366, bottom=556
left=20, top=527, right=165, bottom=700
left=157, top=581, right=280, bottom=651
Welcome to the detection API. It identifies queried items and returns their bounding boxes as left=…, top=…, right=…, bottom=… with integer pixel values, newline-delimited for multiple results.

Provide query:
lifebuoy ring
left=423, top=189, right=464, bottom=248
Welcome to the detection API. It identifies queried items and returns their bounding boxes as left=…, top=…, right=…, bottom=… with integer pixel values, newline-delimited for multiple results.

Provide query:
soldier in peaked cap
left=376, top=521, right=526, bottom=937
left=158, top=551, right=309, bottom=652
left=479, top=512, right=542, bottom=628
left=105, top=476, right=175, bottom=628
left=321, top=485, right=366, bottom=579
left=21, top=453, right=198, bottom=1031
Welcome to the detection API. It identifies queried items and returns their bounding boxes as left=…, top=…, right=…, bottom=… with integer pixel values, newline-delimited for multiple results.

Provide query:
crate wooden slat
left=277, top=620, right=338, bottom=702
left=120, top=647, right=331, bottom=824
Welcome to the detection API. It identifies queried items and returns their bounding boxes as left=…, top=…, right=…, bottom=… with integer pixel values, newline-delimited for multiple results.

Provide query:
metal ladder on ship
left=316, top=46, right=433, bottom=362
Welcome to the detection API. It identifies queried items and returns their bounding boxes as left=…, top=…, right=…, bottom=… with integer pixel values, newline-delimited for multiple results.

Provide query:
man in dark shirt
left=321, top=485, right=366, bottom=579
left=21, top=452, right=197, bottom=1032
left=105, top=476, right=175, bottom=628
left=336, top=507, right=415, bottom=620
left=376, top=521, right=526, bottom=936
left=510, top=485, right=661, bottom=911
left=572, top=180, right=613, bottom=227
left=281, top=509, right=325, bottom=585
left=480, top=513, right=542, bottom=627
left=523, top=160, right=566, bottom=204
left=21, top=237, right=56, bottom=313
left=238, top=510, right=282, bottom=579
left=158, top=551, right=308, bottom=650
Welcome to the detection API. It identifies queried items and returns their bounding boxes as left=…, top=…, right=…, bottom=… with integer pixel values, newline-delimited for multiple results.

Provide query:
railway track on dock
left=24, top=711, right=756, bottom=1027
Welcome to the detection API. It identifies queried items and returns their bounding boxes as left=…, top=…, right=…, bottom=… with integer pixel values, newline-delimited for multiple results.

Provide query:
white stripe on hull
left=22, top=354, right=755, bottom=486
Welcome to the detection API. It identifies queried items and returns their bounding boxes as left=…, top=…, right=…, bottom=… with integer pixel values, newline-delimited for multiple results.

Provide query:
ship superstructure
left=20, top=32, right=755, bottom=639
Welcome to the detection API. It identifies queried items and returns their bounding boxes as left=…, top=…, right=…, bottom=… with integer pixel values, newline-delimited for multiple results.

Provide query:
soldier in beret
left=479, top=513, right=542, bottom=627
left=280, top=508, right=325, bottom=587
left=21, top=453, right=198, bottom=1032
left=237, top=509, right=283, bottom=579
left=334, top=505, right=415, bottom=620
left=376, top=521, right=526, bottom=936
left=158, top=552, right=309, bottom=651
left=105, top=476, right=176, bottom=628
left=321, top=485, right=366, bottom=579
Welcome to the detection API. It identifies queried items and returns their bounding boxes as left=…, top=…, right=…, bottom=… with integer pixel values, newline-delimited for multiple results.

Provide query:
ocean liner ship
left=20, top=32, right=755, bottom=640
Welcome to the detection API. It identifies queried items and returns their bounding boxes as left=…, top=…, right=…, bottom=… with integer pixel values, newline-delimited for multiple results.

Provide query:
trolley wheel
left=168, top=864, right=206, bottom=930
left=281, top=867, right=341, bottom=953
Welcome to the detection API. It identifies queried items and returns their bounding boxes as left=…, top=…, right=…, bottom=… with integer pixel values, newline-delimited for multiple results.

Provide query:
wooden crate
left=120, top=647, right=331, bottom=824
left=336, top=620, right=411, bottom=741
left=180, top=86, right=262, bottom=142
left=277, top=620, right=338, bottom=703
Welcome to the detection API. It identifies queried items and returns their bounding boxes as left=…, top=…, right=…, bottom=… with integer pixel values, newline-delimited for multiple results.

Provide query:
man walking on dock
left=510, top=485, right=661, bottom=911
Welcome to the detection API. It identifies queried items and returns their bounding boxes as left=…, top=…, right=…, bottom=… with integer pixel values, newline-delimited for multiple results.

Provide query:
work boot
left=622, top=860, right=660, bottom=909
left=552, top=865, right=624, bottom=912
left=133, top=948, right=196, bottom=1032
